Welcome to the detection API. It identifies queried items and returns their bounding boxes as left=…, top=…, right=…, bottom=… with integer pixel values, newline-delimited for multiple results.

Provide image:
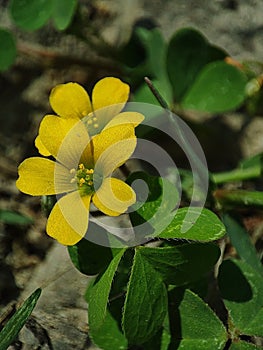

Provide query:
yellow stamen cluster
left=69, top=164, right=94, bottom=194
left=86, top=114, right=99, bottom=129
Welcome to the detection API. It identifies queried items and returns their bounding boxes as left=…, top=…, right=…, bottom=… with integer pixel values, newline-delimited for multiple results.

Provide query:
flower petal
left=16, top=157, right=74, bottom=195
left=39, top=116, right=92, bottom=169
left=35, top=135, right=51, bottom=156
left=93, top=178, right=135, bottom=216
left=92, top=77, right=129, bottom=115
left=38, top=115, right=77, bottom=157
left=50, top=82, right=92, bottom=119
left=103, top=112, right=144, bottom=130
left=93, top=124, right=136, bottom=165
left=47, top=192, right=91, bottom=245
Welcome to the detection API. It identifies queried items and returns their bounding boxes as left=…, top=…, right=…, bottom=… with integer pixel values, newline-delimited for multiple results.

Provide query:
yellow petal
left=50, top=82, right=92, bottom=119
left=93, top=124, right=136, bottom=166
left=93, top=177, right=135, bottom=216
left=47, top=192, right=91, bottom=245
left=39, top=116, right=92, bottom=169
left=92, top=77, right=129, bottom=115
left=94, top=135, right=136, bottom=178
left=103, top=112, right=144, bottom=130
left=35, top=135, right=51, bottom=156
left=16, top=157, right=74, bottom=195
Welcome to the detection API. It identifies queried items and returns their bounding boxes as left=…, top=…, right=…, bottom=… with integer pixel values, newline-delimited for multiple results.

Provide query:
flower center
left=70, top=164, right=95, bottom=195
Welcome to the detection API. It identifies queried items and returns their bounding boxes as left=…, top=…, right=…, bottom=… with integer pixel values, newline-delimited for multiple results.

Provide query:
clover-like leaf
left=167, top=27, right=227, bottom=102
left=182, top=61, right=247, bottom=113
left=162, top=289, right=227, bottom=349
left=137, top=242, right=220, bottom=286
left=9, top=0, right=53, bottom=31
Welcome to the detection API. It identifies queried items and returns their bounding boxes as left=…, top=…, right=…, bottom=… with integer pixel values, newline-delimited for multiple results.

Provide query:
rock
left=18, top=243, right=99, bottom=349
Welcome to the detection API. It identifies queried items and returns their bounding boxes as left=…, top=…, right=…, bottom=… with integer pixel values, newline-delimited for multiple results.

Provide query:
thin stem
left=212, top=167, right=261, bottom=184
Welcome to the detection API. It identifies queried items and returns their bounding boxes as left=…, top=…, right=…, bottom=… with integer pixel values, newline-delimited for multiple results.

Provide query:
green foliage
left=223, top=214, right=263, bottom=276
left=0, top=29, right=16, bottom=71
left=9, top=0, right=53, bottom=31
left=68, top=238, right=113, bottom=275
left=167, top=27, right=227, bottom=102
left=181, top=61, right=247, bottom=112
left=0, top=289, right=41, bottom=350
left=219, top=259, right=263, bottom=337
left=9, top=0, right=77, bottom=31
left=87, top=249, right=126, bottom=331
left=0, top=209, right=33, bottom=226
left=131, top=27, right=252, bottom=113
left=163, top=289, right=227, bottom=349
left=122, top=249, right=168, bottom=345
left=157, top=207, right=226, bottom=241
left=137, top=243, right=220, bottom=286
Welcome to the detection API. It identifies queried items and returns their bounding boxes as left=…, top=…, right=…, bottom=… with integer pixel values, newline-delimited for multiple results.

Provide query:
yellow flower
left=17, top=113, right=144, bottom=246
left=35, top=77, right=142, bottom=156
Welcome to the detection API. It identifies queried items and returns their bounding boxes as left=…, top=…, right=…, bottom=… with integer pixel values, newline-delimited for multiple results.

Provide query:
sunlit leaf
left=182, top=61, right=247, bottom=113
left=157, top=207, right=226, bottom=242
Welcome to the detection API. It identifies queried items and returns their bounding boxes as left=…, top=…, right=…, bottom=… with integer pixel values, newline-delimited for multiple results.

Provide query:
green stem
left=214, top=189, right=263, bottom=208
left=212, top=167, right=261, bottom=184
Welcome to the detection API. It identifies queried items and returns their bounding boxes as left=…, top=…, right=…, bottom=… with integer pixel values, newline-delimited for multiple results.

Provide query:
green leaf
left=167, top=289, right=227, bottom=349
left=90, top=307, right=128, bottom=350
left=133, top=28, right=173, bottom=106
left=138, top=242, right=220, bottom=286
left=229, top=340, right=263, bottom=350
left=9, top=0, right=53, bottom=31
left=167, top=27, right=226, bottom=102
left=128, top=171, right=180, bottom=239
left=87, top=249, right=126, bottom=331
left=0, top=209, right=33, bottom=226
left=0, top=289, right=41, bottom=350
left=222, top=214, right=263, bottom=276
left=182, top=61, right=247, bottom=113
left=158, top=207, right=226, bottom=242
left=218, top=259, right=263, bottom=337
left=122, top=248, right=168, bottom=345
left=68, top=238, right=113, bottom=276
left=0, top=29, right=16, bottom=71
left=52, top=0, right=77, bottom=30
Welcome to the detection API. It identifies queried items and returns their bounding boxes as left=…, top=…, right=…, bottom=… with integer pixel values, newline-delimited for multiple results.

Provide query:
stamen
left=69, top=168, right=76, bottom=174
left=94, top=123, right=99, bottom=129
left=78, top=164, right=85, bottom=170
left=79, top=178, right=85, bottom=186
